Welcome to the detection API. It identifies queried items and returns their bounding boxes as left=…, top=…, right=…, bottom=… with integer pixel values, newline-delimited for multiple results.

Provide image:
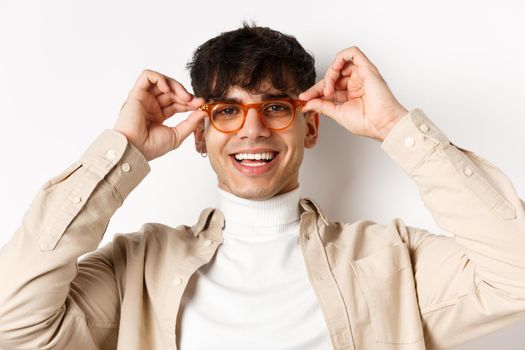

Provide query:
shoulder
left=110, top=222, right=196, bottom=254
left=301, top=196, right=408, bottom=237
left=340, top=217, right=409, bottom=236
left=322, top=217, right=412, bottom=260
left=330, top=217, right=408, bottom=240
left=301, top=196, right=410, bottom=245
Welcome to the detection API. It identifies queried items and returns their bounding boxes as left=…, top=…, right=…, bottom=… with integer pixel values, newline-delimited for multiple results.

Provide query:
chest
left=117, top=221, right=427, bottom=350
left=176, top=235, right=332, bottom=349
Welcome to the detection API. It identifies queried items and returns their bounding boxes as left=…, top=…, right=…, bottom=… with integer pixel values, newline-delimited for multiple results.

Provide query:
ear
left=193, top=118, right=207, bottom=154
left=304, top=111, right=320, bottom=148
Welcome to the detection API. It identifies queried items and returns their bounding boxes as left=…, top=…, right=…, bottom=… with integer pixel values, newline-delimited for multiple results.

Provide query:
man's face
left=194, top=80, right=319, bottom=200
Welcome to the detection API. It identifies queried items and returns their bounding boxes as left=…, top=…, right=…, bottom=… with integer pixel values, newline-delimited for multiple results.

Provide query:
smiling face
left=194, top=81, right=319, bottom=200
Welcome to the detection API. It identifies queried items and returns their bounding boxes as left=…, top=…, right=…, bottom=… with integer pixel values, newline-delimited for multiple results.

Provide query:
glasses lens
left=210, top=100, right=295, bottom=133
left=211, top=103, right=244, bottom=132
left=261, top=100, right=294, bottom=129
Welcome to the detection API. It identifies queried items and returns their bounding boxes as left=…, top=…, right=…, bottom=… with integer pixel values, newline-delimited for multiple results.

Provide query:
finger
left=134, top=69, right=171, bottom=94
left=302, top=98, right=338, bottom=119
left=157, top=94, right=205, bottom=123
left=157, top=92, right=198, bottom=108
left=166, top=77, right=193, bottom=102
left=324, top=46, right=374, bottom=97
left=335, top=76, right=350, bottom=90
left=161, top=103, right=197, bottom=119
left=148, top=84, right=165, bottom=97
left=300, top=75, right=351, bottom=102
left=341, top=63, right=355, bottom=77
left=298, top=80, right=325, bottom=101
left=332, top=90, right=349, bottom=103
left=128, top=89, right=165, bottom=123
left=188, top=96, right=206, bottom=107
left=332, top=46, right=375, bottom=71
left=324, top=56, right=352, bottom=98
left=157, top=92, right=175, bottom=108
left=170, top=110, right=208, bottom=149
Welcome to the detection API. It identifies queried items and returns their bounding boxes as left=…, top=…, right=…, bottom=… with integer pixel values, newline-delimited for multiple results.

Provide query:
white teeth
left=242, top=162, right=266, bottom=167
left=234, top=152, right=275, bottom=161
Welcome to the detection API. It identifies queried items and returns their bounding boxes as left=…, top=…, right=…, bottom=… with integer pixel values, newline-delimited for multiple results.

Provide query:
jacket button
left=404, top=137, right=415, bottom=148
left=419, top=123, right=429, bottom=132
left=173, top=277, right=183, bottom=286
left=121, top=163, right=131, bottom=172
left=70, top=195, right=82, bottom=204
left=106, top=149, right=116, bottom=160
left=204, top=239, right=213, bottom=247
left=463, top=167, right=473, bottom=176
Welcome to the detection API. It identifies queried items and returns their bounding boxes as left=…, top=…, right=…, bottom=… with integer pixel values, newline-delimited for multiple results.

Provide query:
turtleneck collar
left=217, top=184, right=303, bottom=239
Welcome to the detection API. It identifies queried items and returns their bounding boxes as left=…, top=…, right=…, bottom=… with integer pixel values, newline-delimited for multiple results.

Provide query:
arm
left=300, top=46, right=525, bottom=349
left=0, top=69, right=207, bottom=349
left=381, top=108, right=525, bottom=349
left=0, top=130, right=150, bottom=349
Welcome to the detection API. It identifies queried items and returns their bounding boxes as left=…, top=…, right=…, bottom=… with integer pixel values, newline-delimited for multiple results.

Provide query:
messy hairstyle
left=186, top=22, right=316, bottom=101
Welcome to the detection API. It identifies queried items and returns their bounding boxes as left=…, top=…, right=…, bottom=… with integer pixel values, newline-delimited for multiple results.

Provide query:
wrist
left=375, top=107, right=409, bottom=142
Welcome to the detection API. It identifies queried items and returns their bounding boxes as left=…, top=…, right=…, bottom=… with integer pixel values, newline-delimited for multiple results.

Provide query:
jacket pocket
left=350, top=243, right=424, bottom=344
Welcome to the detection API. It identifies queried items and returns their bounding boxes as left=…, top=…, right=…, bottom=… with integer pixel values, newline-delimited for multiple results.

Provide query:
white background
left=1, top=0, right=524, bottom=349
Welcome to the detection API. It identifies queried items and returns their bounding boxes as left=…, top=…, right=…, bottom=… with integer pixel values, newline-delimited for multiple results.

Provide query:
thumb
left=303, top=98, right=338, bottom=120
left=169, top=110, right=208, bottom=150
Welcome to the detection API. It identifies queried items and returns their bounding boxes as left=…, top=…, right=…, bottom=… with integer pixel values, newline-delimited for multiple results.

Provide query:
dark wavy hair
left=186, top=22, right=316, bottom=101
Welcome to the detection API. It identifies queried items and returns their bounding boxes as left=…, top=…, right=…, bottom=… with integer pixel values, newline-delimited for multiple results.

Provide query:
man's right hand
left=114, top=69, right=207, bottom=161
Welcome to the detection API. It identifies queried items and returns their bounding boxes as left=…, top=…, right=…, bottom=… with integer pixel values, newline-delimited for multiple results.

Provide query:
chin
left=226, top=183, right=279, bottom=201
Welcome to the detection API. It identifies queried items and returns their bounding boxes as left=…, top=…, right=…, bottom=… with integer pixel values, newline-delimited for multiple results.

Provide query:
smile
left=229, top=151, right=280, bottom=175
left=234, top=151, right=276, bottom=163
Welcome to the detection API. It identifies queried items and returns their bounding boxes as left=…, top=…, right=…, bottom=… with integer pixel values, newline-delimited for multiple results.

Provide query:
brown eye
left=217, top=107, right=238, bottom=115
left=213, top=104, right=242, bottom=119
left=263, top=102, right=292, bottom=115
left=269, top=105, right=286, bottom=112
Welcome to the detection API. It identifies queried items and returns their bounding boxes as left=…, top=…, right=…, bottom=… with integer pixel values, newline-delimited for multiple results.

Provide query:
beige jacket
left=1, top=108, right=524, bottom=350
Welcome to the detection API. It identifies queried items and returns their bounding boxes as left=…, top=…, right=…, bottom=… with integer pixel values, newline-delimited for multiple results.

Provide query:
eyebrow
left=211, top=92, right=291, bottom=103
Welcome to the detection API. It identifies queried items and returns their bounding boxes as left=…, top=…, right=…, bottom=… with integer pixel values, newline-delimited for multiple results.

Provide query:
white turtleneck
left=177, top=185, right=332, bottom=350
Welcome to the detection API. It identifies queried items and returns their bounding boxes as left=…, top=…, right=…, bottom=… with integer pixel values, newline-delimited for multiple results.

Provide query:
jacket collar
left=191, top=197, right=329, bottom=238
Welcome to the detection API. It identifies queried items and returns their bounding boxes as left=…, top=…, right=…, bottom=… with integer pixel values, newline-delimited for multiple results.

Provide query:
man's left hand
left=299, top=46, right=409, bottom=142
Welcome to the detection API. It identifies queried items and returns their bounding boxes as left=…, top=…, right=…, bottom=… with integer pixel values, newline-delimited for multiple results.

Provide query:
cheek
left=282, top=127, right=306, bottom=154
left=205, top=132, right=230, bottom=165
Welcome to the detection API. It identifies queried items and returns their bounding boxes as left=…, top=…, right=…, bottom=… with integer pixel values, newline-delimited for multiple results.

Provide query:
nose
left=236, top=107, right=271, bottom=139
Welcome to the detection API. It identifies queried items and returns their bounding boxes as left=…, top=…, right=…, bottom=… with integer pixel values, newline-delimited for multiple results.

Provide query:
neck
left=217, top=184, right=303, bottom=239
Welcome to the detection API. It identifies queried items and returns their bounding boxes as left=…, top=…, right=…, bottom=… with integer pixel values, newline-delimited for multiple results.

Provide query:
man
left=0, top=23, right=524, bottom=350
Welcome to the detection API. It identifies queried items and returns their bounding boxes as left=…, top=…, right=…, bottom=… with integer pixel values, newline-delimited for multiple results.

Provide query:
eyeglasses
left=198, top=98, right=306, bottom=134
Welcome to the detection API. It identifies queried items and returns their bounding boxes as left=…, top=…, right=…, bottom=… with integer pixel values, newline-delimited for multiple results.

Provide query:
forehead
left=221, top=81, right=296, bottom=101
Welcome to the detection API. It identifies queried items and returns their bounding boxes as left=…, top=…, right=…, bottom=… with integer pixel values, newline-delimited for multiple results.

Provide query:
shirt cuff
left=380, top=108, right=450, bottom=175
left=80, top=129, right=151, bottom=203
left=37, top=130, right=150, bottom=251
